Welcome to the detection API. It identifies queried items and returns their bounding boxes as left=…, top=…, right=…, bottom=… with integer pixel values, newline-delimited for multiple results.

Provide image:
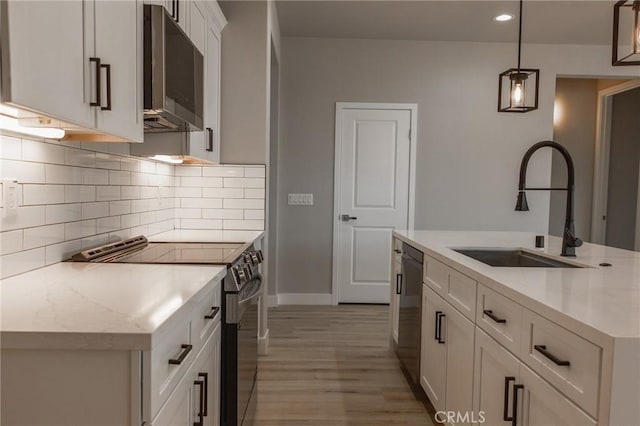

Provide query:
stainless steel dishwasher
left=397, top=242, right=423, bottom=384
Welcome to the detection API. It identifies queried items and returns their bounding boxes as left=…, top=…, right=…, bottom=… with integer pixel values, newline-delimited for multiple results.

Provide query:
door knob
left=340, top=214, right=357, bottom=222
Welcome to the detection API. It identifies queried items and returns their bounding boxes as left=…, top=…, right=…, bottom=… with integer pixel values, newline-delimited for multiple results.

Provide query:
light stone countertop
left=150, top=229, right=264, bottom=244
left=393, top=230, right=640, bottom=341
left=0, top=262, right=226, bottom=351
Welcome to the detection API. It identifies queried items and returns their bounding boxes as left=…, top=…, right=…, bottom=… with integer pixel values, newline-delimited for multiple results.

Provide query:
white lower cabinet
left=152, top=322, right=221, bottom=426
left=420, top=284, right=474, bottom=415
left=474, top=328, right=596, bottom=426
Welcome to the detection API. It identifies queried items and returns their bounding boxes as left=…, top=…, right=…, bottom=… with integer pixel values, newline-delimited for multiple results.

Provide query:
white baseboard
left=276, top=293, right=333, bottom=305
left=267, top=295, right=279, bottom=307
left=258, top=329, right=269, bottom=355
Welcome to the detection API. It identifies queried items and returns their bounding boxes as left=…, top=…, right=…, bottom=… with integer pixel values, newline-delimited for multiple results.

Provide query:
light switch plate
left=288, top=193, right=313, bottom=205
left=2, top=179, right=18, bottom=218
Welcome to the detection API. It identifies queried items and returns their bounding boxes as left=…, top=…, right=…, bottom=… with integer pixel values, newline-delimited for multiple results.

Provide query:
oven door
left=237, top=278, right=260, bottom=426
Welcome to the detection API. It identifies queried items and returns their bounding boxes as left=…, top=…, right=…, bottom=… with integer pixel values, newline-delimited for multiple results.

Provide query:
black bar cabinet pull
left=503, top=376, right=515, bottom=421
left=483, top=309, right=507, bottom=324
left=193, top=379, right=204, bottom=426
left=434, top=311, right=442, bottom=341
left=534, top=344, right=570, bottom=366
left=176, top=0, right=179, bottom=22
left=437, top=312, right=446, bottom=344
left=198, top=372, right=209, bottom=415
left=168, top=344, right=192, bottom=365
left=100, top=63, right=112, bottom=111
left=204, top=306, right=219, bottom=320
left=393, top=249, right=401, bottom=254
left=206, top=128, right=214, bottom=152
left=511, top=384, right=524, bottom=426
left=89, top=57, right=101, bottom=107
left=395, top=274, right=402, bottom=295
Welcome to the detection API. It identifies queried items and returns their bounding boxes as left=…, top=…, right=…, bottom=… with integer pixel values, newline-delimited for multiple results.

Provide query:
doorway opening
left=551, top=78, right=640, bottom=251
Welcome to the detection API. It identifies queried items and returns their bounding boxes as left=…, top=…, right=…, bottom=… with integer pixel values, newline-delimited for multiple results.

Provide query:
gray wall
left=549, top=78, right=599, bottom=241
left=606, top=87, right=640, bottom=250
left=276, top=37, right=633, bottom=296
left=219, top=1, right=268, bottom=164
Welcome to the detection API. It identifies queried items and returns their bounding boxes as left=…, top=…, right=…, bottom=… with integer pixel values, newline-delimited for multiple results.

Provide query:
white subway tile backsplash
left=223, top=198, right=264, bottom=210
left=181, top=198, right=223, bottom=209
left=97, top=216, right=121, bottom=234
left=22, top=184, right=65, bottom=205
left=45, top=164, right=83, bottom=184
left=0, top=132, right=265, bottom=278
left=81, top=202, right=109, bottom=219
left=96, top=186, right=121, bottom=201
left=180, top=176, right=223, bottom=187
left=109, top=200, right=131, bottom=216
left=223, top=177, right=264, bottom=188
left=109, top=170, right=131, bottom=185
left=1, top=247, right=45, bottom=278
left=0, top=135, right=22, bottom=160
left=65, top=147, right=95, bottom=167
left=203, top=209, right=244, bottom=220
left=23, top=139, right=64, bottom=164
left=3, top=159, right=46, bottom=183
left=202, top=188, right=243, bottom=199
left=121, top=186, right=141, bottom=200
left=65, top=185, right=96, bottom=203
left=64, top=219, right=96, bottom=240
left=244, top=188, right=265, bottom=199
left=45, top=240, right=82, bottom=265
left=23, top=224, right=65, bottom=249
left=46, top=204, right=82, bottom=224
left=0, top=206, right=46, bottom=231
left=0, top=229, right=23, bottom=255
left=179, top=218, right=223, bottom=229
left=176, top=166, right=202, bottom=177
left=222, top=220, right=264, bottom=230
left=202, top=166, right=244, bottom=177
left=244, top=167, right=266, bottom=178
left=244, top=210, right=265, bottom=220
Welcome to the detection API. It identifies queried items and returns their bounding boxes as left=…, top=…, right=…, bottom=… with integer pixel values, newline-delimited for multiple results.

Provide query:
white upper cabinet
left=190, top=1, right=207, bottom=54
left=2, top=1, right=95, bottom=128
left=2, top=0, right=143, bottom=142
left=94, top=0, right=143, bottom=142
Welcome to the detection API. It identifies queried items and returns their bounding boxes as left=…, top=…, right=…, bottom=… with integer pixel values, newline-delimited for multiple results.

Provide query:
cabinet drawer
left=521, top=310, right=601, bottom=418
left=476, top=284, right=522, bottom=355
left=147, top=319, right=194, bottom=419
left=424, top=256, right=476, bottom=321
left=190, top=280, right=221, bottom=354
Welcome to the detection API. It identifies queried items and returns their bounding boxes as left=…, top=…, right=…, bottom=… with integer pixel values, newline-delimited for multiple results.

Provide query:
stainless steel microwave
left=143, top=4, right=203, bottom=132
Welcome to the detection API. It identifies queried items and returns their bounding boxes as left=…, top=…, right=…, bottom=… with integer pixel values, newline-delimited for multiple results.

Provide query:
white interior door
left=334, top=104, right=413, bottom=303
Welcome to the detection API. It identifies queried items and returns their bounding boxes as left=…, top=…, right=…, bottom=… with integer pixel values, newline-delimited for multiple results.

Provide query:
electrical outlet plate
left=2, top=179, right=18, bottom=218
left=288, top=193, right=313, bottom=205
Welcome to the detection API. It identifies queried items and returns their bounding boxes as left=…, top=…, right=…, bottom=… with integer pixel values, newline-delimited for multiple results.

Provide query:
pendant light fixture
left=612, top=0, right=640, bottom=65
left=498, top=0, right=539, bottom=112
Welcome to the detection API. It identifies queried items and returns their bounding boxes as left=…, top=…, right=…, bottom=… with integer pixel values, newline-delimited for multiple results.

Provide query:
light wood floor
left=254, top=305, right=436, bottom=426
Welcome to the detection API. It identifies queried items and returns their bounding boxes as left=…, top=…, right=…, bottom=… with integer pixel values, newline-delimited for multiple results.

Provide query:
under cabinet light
left=0, top=114, right=65, bottom=139
left=149, top=155, right=184, bottom=164
left=493, top=14, right=514, bottom=22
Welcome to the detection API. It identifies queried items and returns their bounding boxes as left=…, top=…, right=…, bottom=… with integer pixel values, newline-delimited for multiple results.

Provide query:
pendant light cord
left=517, top=0, right=523, bottom=71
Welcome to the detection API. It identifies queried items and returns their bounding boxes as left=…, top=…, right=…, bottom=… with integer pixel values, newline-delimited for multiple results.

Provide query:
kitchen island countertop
left=394, top=230, right=640, bottom=340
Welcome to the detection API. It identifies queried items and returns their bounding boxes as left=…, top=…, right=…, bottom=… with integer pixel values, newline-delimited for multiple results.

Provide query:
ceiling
left=276, top=1, right=615, bottom=45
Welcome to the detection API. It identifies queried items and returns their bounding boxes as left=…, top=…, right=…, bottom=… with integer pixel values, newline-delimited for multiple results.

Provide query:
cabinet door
left=518, top=363, right=596, bottom=426
left=190, top=2, right=206, bottom=54
left=204, top=22, right=221, bottom=163
left=151, top=378, right=193, bottom=426
left=3, top=0, right=95, bottom=128
left=94, top=0, right=143, bottom=142
left=444, top=301, right=475, bottom=418
left=193, top=323, right=221, bottom=426
left=391, top=259, right=401, bottom=344
left=420, top=285, right=447, bottom=411
left=474, top=328, right=520, bottom=426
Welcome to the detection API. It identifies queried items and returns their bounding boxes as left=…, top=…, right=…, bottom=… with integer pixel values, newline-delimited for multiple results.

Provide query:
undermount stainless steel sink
left=452, top=248, right=583, bottom=268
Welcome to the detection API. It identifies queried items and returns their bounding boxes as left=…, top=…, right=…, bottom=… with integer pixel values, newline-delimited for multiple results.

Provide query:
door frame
left=331, top=102, right=418, bottom=305
left=591, top=80, right=640, bottom=247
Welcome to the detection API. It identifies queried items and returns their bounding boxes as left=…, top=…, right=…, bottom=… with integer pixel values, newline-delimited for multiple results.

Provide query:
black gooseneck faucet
left=515, top=141, right=583, bottom=257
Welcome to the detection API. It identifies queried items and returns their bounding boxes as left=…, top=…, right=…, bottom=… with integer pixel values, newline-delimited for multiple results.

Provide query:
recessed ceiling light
left=493, top=14, right=514, bottom=22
